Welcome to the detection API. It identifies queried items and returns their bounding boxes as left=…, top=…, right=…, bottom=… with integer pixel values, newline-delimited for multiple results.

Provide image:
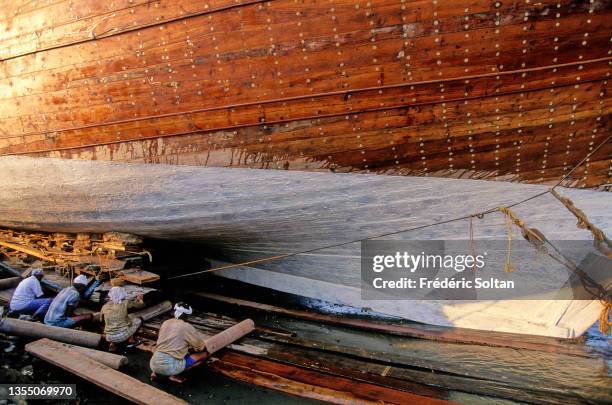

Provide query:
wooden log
left=194, top=292, right=591, bottom=357
left=25, top=339, right=186, bottom=405
left=0, top=318, right=101, bottom=348
left=203, top=319, right=255, bottom=355
left=0, top=276, right=21, bottom=290
left=131, top=300, right=172, bottom=321
left=28, top=339, right=127, bottom=369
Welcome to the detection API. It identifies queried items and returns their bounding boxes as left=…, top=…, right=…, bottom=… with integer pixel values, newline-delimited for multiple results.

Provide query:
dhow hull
left=1, top=156, right=610, bottom=338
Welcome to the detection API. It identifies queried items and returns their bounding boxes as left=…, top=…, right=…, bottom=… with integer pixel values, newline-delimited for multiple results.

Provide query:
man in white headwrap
left=44, top=275, right=97, bottom=328
left=9, top=268, right=52, bottom=320
left=100, top=286, right=144, bottom=351
left=149, top=302, right=209, bottom=383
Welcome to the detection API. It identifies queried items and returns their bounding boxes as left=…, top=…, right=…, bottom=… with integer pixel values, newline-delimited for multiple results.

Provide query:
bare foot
left=150, top=372, right=158, bottom=381
left=108, top=343, right=117, bottom=352
left=169, top=375, right=186, bottom=384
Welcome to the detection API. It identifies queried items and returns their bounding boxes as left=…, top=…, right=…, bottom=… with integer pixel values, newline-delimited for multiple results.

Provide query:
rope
left=499, top=208, right=516, bottom=272
left=468, top=216, right=477, bottom=271
left=498, top=206, right=611, bottom=334
left=550, top=188, right=612, bottom=254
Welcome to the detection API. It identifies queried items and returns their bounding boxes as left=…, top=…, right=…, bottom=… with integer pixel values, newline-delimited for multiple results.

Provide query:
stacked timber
left=0, top=228, right=156, bottom=283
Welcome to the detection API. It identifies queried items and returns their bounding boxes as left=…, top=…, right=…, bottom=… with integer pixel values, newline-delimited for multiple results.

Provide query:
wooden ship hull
left=0, top=0, right=610, bottom=188
left=1, top=1, right=611, bottom=337
left=1, top=156, right=611, bottom=338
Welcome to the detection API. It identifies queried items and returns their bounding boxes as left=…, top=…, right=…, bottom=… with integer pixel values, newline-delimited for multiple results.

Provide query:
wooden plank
left=209, top=359, right=379, bottom=405
left=117, top=268, right=160, bottom=284
left=136, top=332, right=450, bottom=405
left=136, top=324, right=571, bottom=405
left=140, top=312, right=602, bottom=405
left=145, top=317, right=544, bottom=393
left=209, top=352, right=453, bottom=405
left=0, top=239, right=54, bottom=262
left=29, top=339, right=127, bottom=370
left=194, top=292, right=592, bottom=357
left=25, top=339, right=187, bottom=405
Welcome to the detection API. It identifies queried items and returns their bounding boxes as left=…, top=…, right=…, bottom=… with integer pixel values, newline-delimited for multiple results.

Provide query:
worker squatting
left=372, top=277, right=515, bottom=289
left=9, top=268, right=254, bottom=383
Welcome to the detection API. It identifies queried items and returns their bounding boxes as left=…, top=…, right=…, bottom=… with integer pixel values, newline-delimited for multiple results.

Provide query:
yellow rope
left=550, top=189, right=612, bottom=255
left=500, top=208, right=515, bottom=273
left=600, top=301, right=611, bottom=335
left=499, top=206, right=611, bottom=335
left=468, top=216, right=477, bottom=271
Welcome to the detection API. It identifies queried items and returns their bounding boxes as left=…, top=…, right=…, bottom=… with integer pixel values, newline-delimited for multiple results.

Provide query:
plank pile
left=134, top=295, right=609, bottom=405
left=0, top=228, right=158, bottom=284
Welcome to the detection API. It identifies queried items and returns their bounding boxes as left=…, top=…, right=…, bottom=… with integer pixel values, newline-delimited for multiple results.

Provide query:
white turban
left=73, top=275, right=89, bottom=285
left=108, top=286, right=127, bottom=304
left=31, top=268, right=44, bottom=277
left=173, top=303, right=193, bottom=319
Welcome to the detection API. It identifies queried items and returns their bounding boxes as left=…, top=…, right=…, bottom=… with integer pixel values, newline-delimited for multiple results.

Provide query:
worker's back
left=10, top=276, right=42, bottom=311
left=155, top=318, right=206, bottom=359
left=44, top=285, right=79, bottom=325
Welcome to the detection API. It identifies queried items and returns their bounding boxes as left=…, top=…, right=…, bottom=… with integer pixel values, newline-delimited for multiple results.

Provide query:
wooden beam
left=194, top=292, right=591, bottom=357
left=29, top=339, right=127, bottom=370
left=25, top=339, right=187, bottom=405
left=117, top=268, right=160, bottom=284
left=0, top=239, right=54, bottom=262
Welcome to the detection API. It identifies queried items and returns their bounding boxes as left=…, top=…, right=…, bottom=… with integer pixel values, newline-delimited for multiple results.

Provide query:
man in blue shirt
left=10, top=268, right=52, bottom=320
left=44, top=275, right=99, bottom=328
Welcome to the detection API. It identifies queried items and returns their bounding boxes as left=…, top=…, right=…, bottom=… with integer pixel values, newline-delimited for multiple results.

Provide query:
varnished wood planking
left=1, top=2, right=607, bottom=102
left=1, top=60, right=608, bottom=142
left=2, top=3, right=608, bottom=102
left=0, top=0, right=610, bottom=187
left=23, top=102, right=611, bottom=186
left=3, top=79, right=609, bottom=186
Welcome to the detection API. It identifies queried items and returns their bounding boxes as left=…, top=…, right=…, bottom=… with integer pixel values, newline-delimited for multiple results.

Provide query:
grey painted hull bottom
left=1, top=156, right=611, bottom=338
